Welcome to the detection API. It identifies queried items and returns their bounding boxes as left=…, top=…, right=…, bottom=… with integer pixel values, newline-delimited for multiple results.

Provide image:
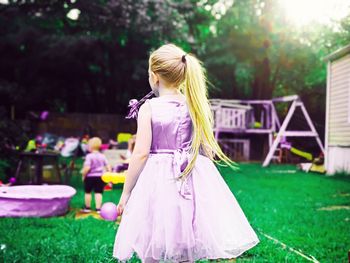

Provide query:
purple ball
left=100, top=202, right=118, bottom=221
left=9, top=177, right=16, bottom=184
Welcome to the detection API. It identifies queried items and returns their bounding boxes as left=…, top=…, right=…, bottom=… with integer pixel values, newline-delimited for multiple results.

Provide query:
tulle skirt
left=113, top=153, right=260, bottom=262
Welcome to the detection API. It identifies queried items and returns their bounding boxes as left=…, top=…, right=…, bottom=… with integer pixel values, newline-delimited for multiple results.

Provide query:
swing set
left=210, top=95, right=324, bottom=166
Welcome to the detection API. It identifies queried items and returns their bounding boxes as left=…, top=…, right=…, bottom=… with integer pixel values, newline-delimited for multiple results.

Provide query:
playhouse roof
left=324, top=43, right=350, bottom=62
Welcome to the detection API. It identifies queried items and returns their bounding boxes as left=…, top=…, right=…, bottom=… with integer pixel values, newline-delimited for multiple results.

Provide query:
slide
left=290, top=147, right=313, bottom=161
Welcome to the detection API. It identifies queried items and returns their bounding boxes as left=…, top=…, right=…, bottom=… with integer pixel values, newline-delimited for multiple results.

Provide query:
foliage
left=0, top=106, right=29, bottom=178
left=0, top=0, right=213, bottom=115
left=203, top=0, right=350, bottom=101
left=0, top=159, right=10, bottom=180
left=0, top=0, right=349, bottom=118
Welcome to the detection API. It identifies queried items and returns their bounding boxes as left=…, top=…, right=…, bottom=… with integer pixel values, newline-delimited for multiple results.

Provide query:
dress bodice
left=147, top=97, right=193, bottom=152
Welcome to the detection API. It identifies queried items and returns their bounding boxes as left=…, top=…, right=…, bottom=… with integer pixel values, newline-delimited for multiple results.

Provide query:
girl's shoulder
left=148, top=95, right=187, bottom=105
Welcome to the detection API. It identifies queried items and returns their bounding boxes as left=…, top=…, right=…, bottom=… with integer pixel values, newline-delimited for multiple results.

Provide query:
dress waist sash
left=150, top=149, right=178, bottom=154
left=149, top=148, right=193, bottom=200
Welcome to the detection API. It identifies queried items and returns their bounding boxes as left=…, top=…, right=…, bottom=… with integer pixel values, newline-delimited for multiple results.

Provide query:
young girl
left=113, top=44, right=260, bottom=262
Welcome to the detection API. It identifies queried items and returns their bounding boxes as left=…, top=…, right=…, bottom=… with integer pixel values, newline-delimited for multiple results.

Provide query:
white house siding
left=327, top=147, right=350, bottom=174
left=326, top=50, right=350, bottom=174
left=328, top=54, right=350, bottom=145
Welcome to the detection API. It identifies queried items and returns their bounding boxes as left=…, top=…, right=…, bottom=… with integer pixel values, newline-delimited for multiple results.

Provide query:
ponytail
left=179, top=53, right=238, bottom=180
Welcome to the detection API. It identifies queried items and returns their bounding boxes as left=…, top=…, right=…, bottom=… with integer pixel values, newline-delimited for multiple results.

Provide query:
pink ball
left=100, top=202, right=118, bottom=221
left=9, top=177, right=16, bottom=184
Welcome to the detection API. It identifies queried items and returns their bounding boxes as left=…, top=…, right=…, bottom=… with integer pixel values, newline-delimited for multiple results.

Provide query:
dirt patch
left=317, top=205, right=350, bottom=211
left=332, top=192, right=350, bottom=197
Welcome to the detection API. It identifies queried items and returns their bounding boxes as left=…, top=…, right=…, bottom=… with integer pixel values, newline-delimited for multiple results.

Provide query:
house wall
left=327, top=147, right=350, bottom=174
left=328, top=54, right=350, bottom=145
left=326, top=53, right=350, bottom=174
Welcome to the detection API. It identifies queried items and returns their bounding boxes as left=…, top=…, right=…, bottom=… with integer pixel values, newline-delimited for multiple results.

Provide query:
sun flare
left=278, top=0, right=350, bottom=27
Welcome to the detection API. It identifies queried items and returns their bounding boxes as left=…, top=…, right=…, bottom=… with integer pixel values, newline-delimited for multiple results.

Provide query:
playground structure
left=210, top=95, right=324, bottom=166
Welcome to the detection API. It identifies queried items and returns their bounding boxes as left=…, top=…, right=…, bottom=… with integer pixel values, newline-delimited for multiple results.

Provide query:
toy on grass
left=103, top=183, right=113, bottom=191
left=297, top=153, right=325, bottom=174
left=54, top=139, right=65, bottom=152
left=100, top=202, right=119, bottom=221
left=80, top=135, right=89, bottom=154
left=102, top=172, right=126, bottom=184
left=60, top=137, right=80, bottom=157
left=100, top=144, right=110, bottom=151
left=25, top=139, right=37, bottom=152
left=116, top=132, right=133, bottom=149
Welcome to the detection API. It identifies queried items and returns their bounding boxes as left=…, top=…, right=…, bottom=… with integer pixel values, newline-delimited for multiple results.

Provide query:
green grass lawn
left=0, top=162, right=349, bottom=262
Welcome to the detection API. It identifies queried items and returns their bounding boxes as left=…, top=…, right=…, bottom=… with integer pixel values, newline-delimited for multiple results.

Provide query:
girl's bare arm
left=121, top=101, right=152, bottom=195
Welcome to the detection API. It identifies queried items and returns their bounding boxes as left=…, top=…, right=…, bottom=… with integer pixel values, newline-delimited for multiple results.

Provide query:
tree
left=0, top=0, right=214, bottom=115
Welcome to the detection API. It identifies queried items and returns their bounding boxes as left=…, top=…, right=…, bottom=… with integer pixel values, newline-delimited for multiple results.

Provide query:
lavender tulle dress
left=113, top=97, right=260, bottom=262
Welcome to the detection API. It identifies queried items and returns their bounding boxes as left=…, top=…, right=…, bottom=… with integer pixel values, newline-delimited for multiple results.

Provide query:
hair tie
left=181, top=54, right=187, bottom=63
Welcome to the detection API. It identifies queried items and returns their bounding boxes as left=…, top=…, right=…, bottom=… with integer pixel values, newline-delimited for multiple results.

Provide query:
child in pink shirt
left=81, top=137, right=110, bottom=213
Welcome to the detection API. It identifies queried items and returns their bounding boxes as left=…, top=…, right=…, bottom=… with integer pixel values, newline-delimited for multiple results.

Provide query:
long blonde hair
left=149, top=44, right=237, bottom=180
